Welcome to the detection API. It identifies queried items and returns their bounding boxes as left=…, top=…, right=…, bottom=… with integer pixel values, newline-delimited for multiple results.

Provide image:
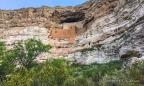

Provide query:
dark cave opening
left=120, top=51, right=141, bottom=60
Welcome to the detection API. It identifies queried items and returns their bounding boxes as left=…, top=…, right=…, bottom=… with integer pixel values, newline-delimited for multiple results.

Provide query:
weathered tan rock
left=0, top=0, right=144, bottom=64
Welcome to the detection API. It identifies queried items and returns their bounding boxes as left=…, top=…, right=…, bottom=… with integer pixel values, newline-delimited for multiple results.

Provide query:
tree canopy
left=13, top=39, right=52, bottom=68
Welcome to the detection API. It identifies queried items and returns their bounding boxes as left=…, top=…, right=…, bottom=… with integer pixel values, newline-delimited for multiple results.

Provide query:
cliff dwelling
left=50, top=25, right=87, bottom=43
left=50, top=25, right=76, bottom=43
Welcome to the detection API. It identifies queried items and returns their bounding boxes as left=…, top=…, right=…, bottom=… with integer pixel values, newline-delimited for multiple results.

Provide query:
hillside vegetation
left=0, top=39, right=144, bottom=86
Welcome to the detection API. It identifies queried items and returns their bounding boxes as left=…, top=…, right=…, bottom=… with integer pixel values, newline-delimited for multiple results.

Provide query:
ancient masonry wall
left=50, top=25, right=76, bottom=43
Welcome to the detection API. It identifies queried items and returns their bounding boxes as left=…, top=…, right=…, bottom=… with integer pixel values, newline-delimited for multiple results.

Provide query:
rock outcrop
left=0, top=0, right=144, bottom=64
left=122, top=56, right=144, bottom=68
left=68, top=0, right=144, bottom=64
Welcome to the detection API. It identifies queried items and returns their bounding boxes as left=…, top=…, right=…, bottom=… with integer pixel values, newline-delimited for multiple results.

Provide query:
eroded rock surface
left=0, top=0, right=144, bottom=64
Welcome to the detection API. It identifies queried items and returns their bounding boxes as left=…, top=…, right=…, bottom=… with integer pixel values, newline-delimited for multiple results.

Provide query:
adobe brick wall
left=50, top=25, right=77, bottom=43
left=50, top=28, right=69, bottom=38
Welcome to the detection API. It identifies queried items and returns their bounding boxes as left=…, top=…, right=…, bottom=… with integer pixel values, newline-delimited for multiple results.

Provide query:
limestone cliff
left=0, top=0, right=144, bottom=64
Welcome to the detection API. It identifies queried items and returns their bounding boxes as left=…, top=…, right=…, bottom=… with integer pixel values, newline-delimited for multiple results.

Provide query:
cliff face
left=69, top=0, right=144, bottom=64
left=0, top=0, right=144, bottom=64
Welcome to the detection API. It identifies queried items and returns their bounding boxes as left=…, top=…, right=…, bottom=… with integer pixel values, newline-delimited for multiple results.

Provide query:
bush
left=1, top=67, right=33, bottom=86
left=31, top=59, right=68, bottom=86
left=0, top=40, right=143, bottom=86
left=13, top=39, right=52, bottom=68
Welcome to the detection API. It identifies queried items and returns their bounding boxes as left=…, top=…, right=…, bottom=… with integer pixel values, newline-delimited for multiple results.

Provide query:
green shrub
left=13, top=38, right=52, bottom=68
left=0, top=40, right=144, bottom=86
left=1, top=67, right=33, bottom=86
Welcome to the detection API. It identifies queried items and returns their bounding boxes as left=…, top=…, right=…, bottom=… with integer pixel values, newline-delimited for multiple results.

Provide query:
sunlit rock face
left=69, top=0, right=144, bottom=64
left=0, top=0, right=144, bottom=64
left=0, top=26, right=48, bottom=49
left=67, top=44, right=120, bottom=64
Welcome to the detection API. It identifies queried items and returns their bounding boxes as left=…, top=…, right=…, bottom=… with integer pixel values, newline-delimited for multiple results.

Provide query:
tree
left=13, top=39, right=52, bottom=68
left=1, top=67, right=33, bottom=86
left=0, top=39, right=52, bottom=83
left=0, top=50, right=16, bottom=75
left=0, top=42, right=6, bottom=82
left=31, top=59, right=68, bottom=86
left=0, top=42, right=16, bottom=81
left=0, top=42, right=6, bottom=59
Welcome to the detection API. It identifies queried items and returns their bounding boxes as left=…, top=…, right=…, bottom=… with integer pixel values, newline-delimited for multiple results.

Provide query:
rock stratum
left=0, top=0, right=144, bottom=64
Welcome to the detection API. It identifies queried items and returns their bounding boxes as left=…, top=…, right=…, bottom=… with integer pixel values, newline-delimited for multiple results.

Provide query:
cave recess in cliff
left=52, top=10, right=85, bottom=23
left=60, top=11, right=85, bottom=23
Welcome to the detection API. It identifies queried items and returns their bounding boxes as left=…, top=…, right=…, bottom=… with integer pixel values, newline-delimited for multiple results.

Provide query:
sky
left=0, top=0, right=88, bottom=10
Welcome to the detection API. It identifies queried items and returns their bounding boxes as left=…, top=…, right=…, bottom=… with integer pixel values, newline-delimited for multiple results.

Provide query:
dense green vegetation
left=0, top=39, right=144, bottom=86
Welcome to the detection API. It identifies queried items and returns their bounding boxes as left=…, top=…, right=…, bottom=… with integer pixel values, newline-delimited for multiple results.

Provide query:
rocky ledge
left=0, top=0, right=144, bottom=64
